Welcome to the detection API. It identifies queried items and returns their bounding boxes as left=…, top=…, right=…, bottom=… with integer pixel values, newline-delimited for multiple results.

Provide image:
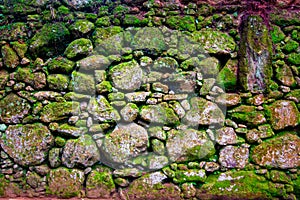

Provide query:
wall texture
left=0, top=0, right=299, bottom=199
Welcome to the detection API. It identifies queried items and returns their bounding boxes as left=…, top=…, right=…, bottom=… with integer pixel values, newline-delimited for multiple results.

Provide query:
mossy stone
left=282, top=39, right=299, bottom=53
left=270, top=25, right=285, bottom=44
left=95, top=16, right=111, bottom=27
left=96, top=81, right=113, bottom=94
left=1, top=45, right=19, bottom=68
left=0, top=70, right=9, bottom=90
left=47, top=74, right=70, bottom=91
left=287, top=53, right=300, bottom=65
left=47, top=57, right=75, bottom=74
left=69, top=19, right=95, bottom=37
left=10, top=41, right=27, bottom=58
left=123, top=15, right=148, bottom=26
left=166, top=15, right=196, bottom=32
left=64, top=38, right=93, bottom=60
left=40, top=102, right=80, bottom=122
left=71, top=71, right=95, bottom=94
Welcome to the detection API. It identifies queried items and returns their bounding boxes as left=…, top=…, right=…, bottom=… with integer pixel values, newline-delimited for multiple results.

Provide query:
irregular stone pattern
left=0, top=124, right=54, bottom=166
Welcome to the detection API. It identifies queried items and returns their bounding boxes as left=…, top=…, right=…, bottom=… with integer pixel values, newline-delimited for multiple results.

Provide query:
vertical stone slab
left=239, top=15, right=273, bottom=93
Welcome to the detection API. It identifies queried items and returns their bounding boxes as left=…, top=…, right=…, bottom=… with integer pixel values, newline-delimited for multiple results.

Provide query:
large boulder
left=0, top=124, right=54, bottom=166
left=251, top=132, right=300, bottom=169
left=62, top=134, right=100, bottom=168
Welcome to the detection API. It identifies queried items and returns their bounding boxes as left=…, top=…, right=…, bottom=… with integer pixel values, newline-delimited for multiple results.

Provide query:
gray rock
left=166, top=129, right=215, bottom=162
left=0, top=124, right=54, bottom=166
left=109, top=60, right=143, bottom=91
left=102, top=123, right=148, bottom=164
left=71, top=71, right=95, bottom=94
left=120, top=103, right=139, bottom=122
left=64, top=38, right=93, bottom=59
left=219, top=145, right=249, bottom=169
left=63, top=0, right=93, bottom=9
left=77, top=55, right=110, bottom=71
left=49, top=148, right=61, bottom=168
left=216, top=127, right=238, bottom=145
left=62, top=134, right=100, bottom=168
left=183, top=97, right=225, bottom=126
left=0, top=93, right=31, bottom=123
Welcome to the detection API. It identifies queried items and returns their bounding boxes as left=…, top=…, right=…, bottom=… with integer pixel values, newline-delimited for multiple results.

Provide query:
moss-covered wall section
left=0, top=0, right=299, bottom=199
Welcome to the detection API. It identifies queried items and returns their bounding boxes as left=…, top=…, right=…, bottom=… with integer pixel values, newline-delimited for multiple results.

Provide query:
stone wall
left=0, top=0, right=299, bottom=199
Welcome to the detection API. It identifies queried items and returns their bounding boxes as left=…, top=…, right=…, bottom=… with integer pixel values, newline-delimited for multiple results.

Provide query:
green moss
left=58, top=5, right=70, bottom=15
left=95, top=16, right=111, bottom=27
left=55, top=136, right=66, bottom=147
left=282, top=39, right=299, bottom=53
left=0, top=173, right=8, bottom=196
left=287, top=53, right=300, bottom=65
left=270, top=25, right=285, bottom=44
left=64, top=38, right=93, bottom=59
left=47, top=57, right=75, bottom=74
left=293, top=176, right=300, bottom=198
left=10, top=41, right=27, bottom=58
left=40, top=102, right=80, bottom=122
left=123, top=15, right=148, bottom=26
left=47, top=74, right=70, bottom=91
left=166, top=15, right=196, bottom=32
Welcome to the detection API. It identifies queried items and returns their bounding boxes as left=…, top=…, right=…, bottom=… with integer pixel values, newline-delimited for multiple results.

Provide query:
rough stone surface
left=183, top=97, right=225, bottom=126
left=0, top=124, right=54, bottom=166
left=251, top=132, right=300, bottom=169
left=109, top=60, right=143, bottom=91
left=101, top=123, right=148, bottom=164
left=264, top=100, right=299, bottom=130
left=0, top=93, right=31, bottom=123
left=64, top=38, right=93, bottom=59
left=47, top=168, right=84, bottom=198
left=40, top=102, right=79, bottom=122
left=1, top=45, right=19, bottom=68
left=219, top=145, right=249, bottom=169
left=77, top=55, right=110, bottom=71
left=0, top=70, right=9, bottom=90
left=62, top=134, right=100, bottom=168
left=166, top=129, right=215, bottom=162
left=215, top=127, right=238, bottom=145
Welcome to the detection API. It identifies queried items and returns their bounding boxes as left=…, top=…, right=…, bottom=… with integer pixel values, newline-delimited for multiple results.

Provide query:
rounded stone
left=0, top=123, right=54, bottom=166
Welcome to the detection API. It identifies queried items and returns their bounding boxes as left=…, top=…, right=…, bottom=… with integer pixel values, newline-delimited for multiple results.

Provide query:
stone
left=147, top=155, right=169, bottom=170
left=239, top=15, right=273, bottom=93
left=215, top=93, right=241, bottom=107
left=264, top=100, right=299, bottom=130
left=123, top=15, right=148, bottom=26
left=49, top=148, right=61, bottom=168
left=125, top=92, right=151, bottom=102
left=47, top=168, right=84, bottom=198
left=33, top=91, right=62, bottom=101
left=0, top=93, right=31, bottom=123
left=0, top=22, right=28, bottom=41
left=87, top=96, right=120, bottom=122
left=219, top=145, right=249, bottom=169
left=29, top=23, right=70, bottom=58
left=183, top=97, right=225, bottom=126
left=198, top=57, right=220, bottom=76
left=62, top=134, right=100, bottom=168
left=77, top=55, right=110, bottom=71
left=287, top=53, right=300, bottom=65
left=131, top=27, right=166, bottom=53
left=230, top=105, right=266, bottom=126
left=26, top=171, right=42, bottom=189
left=64, top=38, right=93, bottom=59
left=270, top=25, right=285, bottom=44
left=246, top=124, right=275, bottom=143
left=40, top=102, right=80, bottom=122
left=109, top=60, right=143, bottom=91
left=215, top=127, right=238, bottom=145
left=140, top=103, right=180, bottom=126
left=1, top=45, right=19, bottom=68
left=11, top=41, right=27, bottom=58
left=0, top=70, right=9, bottom=90
left=285, top=89, right=300, bottom=103
left=47, top=74, right=69, bottom=91
left=14, top=68, right=47, bottom=89
left=166, top=129, right=215, bottom=162
left=276, top=64, right=296, bottom=87
left=192, top=30, right=236, bottom=55
left=120, top=103, right=139, bottom=122
left=47, top=57, right=75, bottom=74
left=204, top=162, right=220, bottom=172
left=86, top=167, right=115, bottom=198
left=153, top=57, right=179, bottom=73
left=270, top=170, right=291, bottom=184
left=55, top=123, right=87, bottom=138
left=0, top=123, right=54, bottom=166
left=63, top=0, right=93, bottom=9
left=124, top=172, right=181, bottom=200
left=251, top=132, right=300, bottom=169
left=71, top=71, right=95, bottom=94
left=166, top=15, right=196, bottom=32
left=197, top=171, right=286, bottom=199
left=101, top=123, right=148, bottom=165
left=96, top=81, right=113, bottom=94
left=174, top=169, right=206, bottom=184
left=69, top=19, right=95, bottom=37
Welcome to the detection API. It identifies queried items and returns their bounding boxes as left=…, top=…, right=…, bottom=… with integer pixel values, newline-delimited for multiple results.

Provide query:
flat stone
left=40, top=102, right=80, bottom=122
left=125, top=92, right=151, bottom=102
left=0, top=124, right=54, bottom=166
left=166, top=129, right=215, bottom=162
left=264, top=100, right=299, bottom=130
left=163, top=94, right=188, bottom=101
left=33, top=91, right=62, bottom=101
left=219, top=145, right=249, bottom=169
left=252, top=132, right=300, bottom=169
left=215, top=93, right=241, bottom=107
left=77, top=55, right=110, bottom=71
left=215, top=127, right=238, bottom=145
left=62, top=134, right=100, bottom=168
left=0, top=93, right=31, bottom=123
left=174, top=169, right=206, bottom=184
left=47, top=168, right=84, bottom=198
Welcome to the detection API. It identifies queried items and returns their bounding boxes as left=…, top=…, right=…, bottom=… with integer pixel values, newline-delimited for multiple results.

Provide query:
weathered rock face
left=1, top=45, right=19, bottom=68
left=124, top=172, right=181, bottom=200
left=183, top=97, right=225, bottom=126
left=264, top=100, right=299, bottom=130
left=218, top=145, right=249, bottom=169
left=239, top=15, right=273, bottom=93
left=62, top=134, right=100, bottom=168
left=0, top=93, right=31, bottom=123
left=47, top=168, right=84, bottom=198
left=77, top=55, right=110, bottom=71
left=101, top=123, right=149, bottom=164
left=40, top=102, right=79, bottom=122
left=0, top=124, right=54, bottom=166
left=251, top=133, right=300, bottom=169
left=109, top=60, right=143, bottom=91
left=166, top=129, right=215, bottom=162
left=85, top=166, right=115, bottom=198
